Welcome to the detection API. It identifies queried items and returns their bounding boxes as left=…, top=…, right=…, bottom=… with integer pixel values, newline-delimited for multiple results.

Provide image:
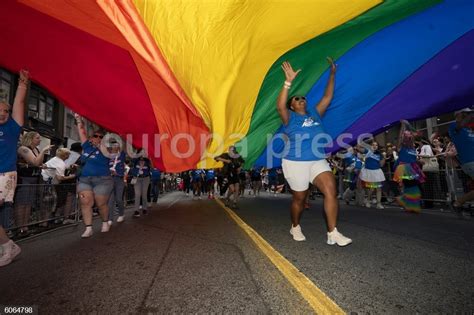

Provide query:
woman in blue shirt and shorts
left=277, top=59, right=351, bottom=246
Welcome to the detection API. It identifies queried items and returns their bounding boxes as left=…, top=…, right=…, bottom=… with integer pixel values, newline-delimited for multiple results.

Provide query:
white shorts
left=0, top=171, right=18, bottom=203
left=282, top=159, right=331, bottom=192
left=461, top=161, right=474, bottom=179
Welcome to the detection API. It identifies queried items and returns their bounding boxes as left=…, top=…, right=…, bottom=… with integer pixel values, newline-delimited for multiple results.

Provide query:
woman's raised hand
left=19, top=69, right=30, bottom=83
left=281, top=61, right=301, bottom=83
left=327, top=57, right=337, bottom=73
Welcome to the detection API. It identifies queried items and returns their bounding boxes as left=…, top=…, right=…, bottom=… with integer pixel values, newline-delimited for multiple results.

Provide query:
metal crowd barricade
left=382, top=165, right=472, bottom=209
left=446, top=165, right=473, bottom=206
left=419, top=168, right=450, bottom=204
left=7, top=182, right=80, bottom=238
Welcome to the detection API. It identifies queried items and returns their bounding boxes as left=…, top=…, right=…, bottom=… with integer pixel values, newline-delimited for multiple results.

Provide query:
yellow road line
left=215, top=199, right=345, bottom=314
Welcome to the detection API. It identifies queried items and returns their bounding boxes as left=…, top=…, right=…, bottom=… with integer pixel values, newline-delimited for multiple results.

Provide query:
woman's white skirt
left=359, top=168, right=386, bottom=183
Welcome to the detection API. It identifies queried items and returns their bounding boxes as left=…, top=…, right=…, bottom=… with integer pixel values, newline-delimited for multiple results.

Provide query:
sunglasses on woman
left=92, top=134, right=104, bottom=139
left=293, top=96, right=306, bottom=101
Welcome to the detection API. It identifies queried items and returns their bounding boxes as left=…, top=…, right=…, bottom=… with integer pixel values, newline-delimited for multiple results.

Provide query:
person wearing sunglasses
left=277, top=58, right=352, bottom=246
left=74, top=114, right=113, bottom=238
left=0, top=69, right=28, bottom=267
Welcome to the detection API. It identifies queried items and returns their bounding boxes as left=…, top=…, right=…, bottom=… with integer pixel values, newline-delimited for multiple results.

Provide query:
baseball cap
left=454, top=107, right=473, bottom=115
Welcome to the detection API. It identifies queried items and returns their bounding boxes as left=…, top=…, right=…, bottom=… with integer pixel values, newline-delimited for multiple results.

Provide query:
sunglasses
left=92, top=134, right=104, bottom=139
left=293, top=96, right=306, bottom=101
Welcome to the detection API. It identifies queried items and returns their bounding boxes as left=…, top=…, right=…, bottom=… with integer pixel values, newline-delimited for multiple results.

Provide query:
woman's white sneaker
left=290, top=225, right=306, bottom=241
left=101, top=222, right=110, bottom=233
left=81, top=227, right=93, bottom=238
left=117, top=216, right=124, bottom=223
left=327, top=228, right=352, bottom=246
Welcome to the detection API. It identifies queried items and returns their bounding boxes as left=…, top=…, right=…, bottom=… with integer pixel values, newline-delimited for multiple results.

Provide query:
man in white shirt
left=64, top=142, right=82, bottom=169
left=42, top=148, right=75, bottom=184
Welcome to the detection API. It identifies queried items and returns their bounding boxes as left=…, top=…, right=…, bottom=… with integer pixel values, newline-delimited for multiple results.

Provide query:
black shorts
left=228, top=175, right=240, bottom=185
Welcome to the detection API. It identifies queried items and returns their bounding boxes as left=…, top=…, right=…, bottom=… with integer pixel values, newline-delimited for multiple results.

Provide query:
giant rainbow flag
left=1, top=0, right=473, bottom=171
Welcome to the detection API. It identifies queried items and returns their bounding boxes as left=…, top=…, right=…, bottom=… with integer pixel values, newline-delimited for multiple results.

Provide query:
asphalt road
left=1, top=191, right=473, bottom=314
left=233, top=192, right=474, bottom=314
left=0, top=192, right=312, bottom=314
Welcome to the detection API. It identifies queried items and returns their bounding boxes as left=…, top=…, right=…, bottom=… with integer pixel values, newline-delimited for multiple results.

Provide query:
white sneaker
left=107, top=220, right=113, bottom=226
left=289, top=225, right=306, bottom=241
left=81, top=227, right=93, bottom=238
left=101, top=222, right=110, bottom=233
left=0, top=241, right=21, bottom=267
left=117, top=216, right=124, bottom=223
left=0, top=249, right=12, bottom=267
left=327, top=228, right=352, bottom=246
left=376, top=203, right=384, bottom=209
left=365, top=201, right=371, bottom=208
left=8, top=241, right=21, bottom=260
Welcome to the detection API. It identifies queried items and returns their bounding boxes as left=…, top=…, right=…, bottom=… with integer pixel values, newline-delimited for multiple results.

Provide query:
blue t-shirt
left=283, top=107, right=328, bottom=161
left=192, top=169, right=203, bottom=181
left=354, top=158, right=363, bottom=171
left=80, top=141, right=111, bottom=177
left=342, top=152, right=363, bottom=170
left=206, top=170, right=215, bottom=180
left=343, top=154, right=356, bottom=167
left=449, top=123, right=474, bottom=164
left=151, top=169, right=161, bottom=181
left=268, top=168, right=277, bottom=184
left=109, top=151, right=126, bottom=177
left=398, top=147, right=418, bottom=164
left=250, top=169, right=261, bottom=180
left=131, top=158, right=151, bottom=177
left=364, top=150, right=382, bottom=170
left=0, top=118, right=21, bottom=173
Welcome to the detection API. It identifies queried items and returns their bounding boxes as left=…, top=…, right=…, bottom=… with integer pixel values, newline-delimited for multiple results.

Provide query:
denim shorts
left=77, top=176, right=113, bottom=196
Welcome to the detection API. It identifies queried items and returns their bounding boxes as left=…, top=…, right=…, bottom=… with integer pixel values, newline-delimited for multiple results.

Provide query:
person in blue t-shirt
left=359, top=141, right=386, bottom=209
left=449, top=108, right=474, bottom=211
left=0, top=69, right=28, bottom=267
left=130, top=155, right=152, bottom=217
left=205, top=169, right=216, bottom=199
left=338, top=147, right=364, bottom=206
left=75, top=114, right=113, bottom=238
left=250, top=167, right=262, bottom=197
left=191, top=169, right=203, bottom=199
left=277, top=59, right=351, bottom=246
left=106, top=141, right=127, bottom=224
left=150, top=167, right=161, bottom=204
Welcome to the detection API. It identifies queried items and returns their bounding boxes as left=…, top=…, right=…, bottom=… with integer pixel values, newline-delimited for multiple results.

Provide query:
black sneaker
left=133, top=211, right=140, bottom=218
left=142, top=209, right=148, bottom=215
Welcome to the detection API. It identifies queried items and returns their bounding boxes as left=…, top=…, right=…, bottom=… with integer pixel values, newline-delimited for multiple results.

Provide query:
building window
left=65, top=111, right=79, bottom=141
left=28, top=86, right=55, bottom=125
left=0, top=70, right=13, bottom=104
